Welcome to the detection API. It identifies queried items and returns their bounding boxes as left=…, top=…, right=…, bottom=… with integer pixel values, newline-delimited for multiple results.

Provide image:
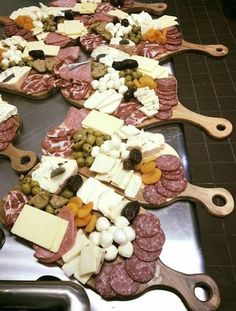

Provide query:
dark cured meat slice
left=161, top=177, right=187, bottom=193
left=155, top=109, right=173, bottom=120
left=80, top=33, right=107, bottom=53
left=125, top=109, right=147, bottom=126
left=136, top=229, right=165, bottom=252
left=133, top=240, right=161, bottom=262
left=125, top=255, right=156, bottom=283
left=109, top=262, right=140, bottom=296
left=96, top=2, right=114, bottom=13
left=155, top=180, right=179, bottom=198
left=156, top=155, right=180, bottom=171
left=75, top=15, right=94, bottom=26
left=167, top=26, right=179, bottom=34
left=167, top=33, right=182, bottom=40
left=90, top=12, right=114, bottom=24
left=156, top=89, right=176, bottom=96
left=157, top=93, right=177, bottom=101
left=0, top=127, right=16, bottom=143
left=143, top=185, right=167, bottom=205
left=159, top=104, right=172, bottom=111
left=3, top=190, right=28, bottom=228
left=114, top=102, right=140, bottom=120
left=158, top=78, right=176, bottom=88
left=57, top=46, right=80, bottom=62
left=165, top=44, right=182, bottom=51
left=159, top=98, right=178, bottom=106
left=133, top=213, right=160, bottom=237
left=94, top=263, right=116, bottom=298
left=161, top=171, right=184, bottom=181
left=64, top=107, right=90, bottom=130
left=45, top=32, right=72, bottom=47
left=0, top=117, right=15, bottom=131
left=34, top=207, right=77, bottom=263
left=166, top=38, right=183, bottom=46
left=0, top=141, right=8, bottom=151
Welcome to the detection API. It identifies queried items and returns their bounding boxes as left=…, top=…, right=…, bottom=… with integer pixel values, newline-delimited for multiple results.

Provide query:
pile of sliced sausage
left=143, top=155, right=187, bottom=205
left=0, top=116, right=18, bottom=151
left=95, top=212, right=165, bottom=298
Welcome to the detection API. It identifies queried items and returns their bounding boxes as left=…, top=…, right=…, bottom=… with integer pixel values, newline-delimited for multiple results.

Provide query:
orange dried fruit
left=75, top=213, right=92, bottom=227
left=68, top=196, right=83, bottom=209
left=85, top=214, right=97, bottom=233
left=140, top=161, right=156, bottom=173
left=66, top=202, right=79, bottom=216
left=139, top=75, right=156, bottom=89
left=142, top=168, right=162, bottom=184
left=77, top=202, right=93, bottom=218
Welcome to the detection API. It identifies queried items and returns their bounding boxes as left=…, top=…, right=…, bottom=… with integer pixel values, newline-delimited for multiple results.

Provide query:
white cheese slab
left=64, top=20, right=85, bottom=35
left=131, top=55, right=159, bottom=72
left=73, top=3, right=97, bottom=13
left=108, top=9, right=129, bottom=19
left=125, top=173, right=142, bottom=199
left=0, top=102, right=17, bottom=124
left=79, top=243, right=105, bottom=276
left=76, top=177, right=102, bottom=204
left=0, top=66, right=31, bottom=92
left=62, top=256, right=80, bottom=277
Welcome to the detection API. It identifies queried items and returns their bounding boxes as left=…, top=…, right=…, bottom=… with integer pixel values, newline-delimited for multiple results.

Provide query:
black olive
left=112, top=61, right=124, bottom=70
left=65, top=10, right=74, bottom=20
left=110, top=0, right=120, bottom=7
left=123, top=87, right=135, bottom=102
left=29, top=50, right=45, bottom=60
left=123, top=158, right=134, bottom=170
left=119, top=39, right=130, bottom=45
left=122, top=59, right=138, bottom=69
left=121, top=19, right=129, bottom=27
left=113, top=17, right=120, bottom=24
left=54, top=15, right=64, bottom=23
left=121, top=201, right=140, bottom=222
left=67, top=175, right=83, bottom=193
left=129, top=148, right=142, bottom=165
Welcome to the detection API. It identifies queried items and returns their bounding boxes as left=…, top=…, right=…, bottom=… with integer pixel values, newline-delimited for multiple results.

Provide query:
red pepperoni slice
left=133, top=240, right=161, bottom=262
left=136, top=229, right=165, bottom=252
left=156, top=155, right=180, bottom=172
left=161, top=171, right=185, bottom=181
left=0, top=127, right=16, bottom=143
left=109, top=262, right=140, bottom=296
left=143, top=185, right=167, bottom=205
left=133, top=213, right=160, bottom=237
left=155, top=109, right=173, bottom=120
left=95, top=263, right=116, bottom=298
left=125, top=255, right=156, bottom=283
left=161, top=177, right=187, bottom=193
left=155, top=180, right=179, bottom=198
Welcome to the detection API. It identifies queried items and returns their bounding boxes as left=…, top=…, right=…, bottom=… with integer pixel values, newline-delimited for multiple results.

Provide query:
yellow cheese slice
left=64, top=20, right=84, bottom=35
left=73, top=3, right=97, bottom=14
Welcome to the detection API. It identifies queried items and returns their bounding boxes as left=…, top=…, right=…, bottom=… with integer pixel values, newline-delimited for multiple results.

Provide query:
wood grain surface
left=123, top=2, right=167, bottom=15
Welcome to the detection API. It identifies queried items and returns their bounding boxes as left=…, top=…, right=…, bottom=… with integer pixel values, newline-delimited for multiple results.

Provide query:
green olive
left=132, top=71, right=138, bottom=80
left=18, top=60, right=25, bottom=67
left=32, top=186, right=42, bottom=196
left=9, top=61, right=16, bottom=67
left=86, top=134, right=96, bottom=145
left=22, top=176, right=31, bottom=183
left=83, top=151, right=90, bottom=158
left=41, top=17, right=46, bottom=23
left=86, top=128, right=94, bottom=134
left=103, top=134, right=111, bottom=141
left=82, top=143, right=92, bottom=153
left=85, top=156, right=94, bottom=167
left=31, top=180, right=39, bottom=188
left=61, top=188, right=74, bottom=199
left=77, top=157, right=85, bottom=167
left=54, top=208, right=61, bottom=215
left=21, top=183, right=32, bottom=195
left=93, top=131, right=102, bottom=137
left=72, top=140, right=86, bottom=151
left=73, top=151, right=84, bottom=159
left=45, top=204, right=54, bottom=214
left=125, top=75, right=132, bottom=82
left=137, top=71, right=142, bottom=79
left=126, top=81, right=134, bottom=88
left=95, top=136, right=104, bottom=146
left=119, top=71, right=126, bottom=78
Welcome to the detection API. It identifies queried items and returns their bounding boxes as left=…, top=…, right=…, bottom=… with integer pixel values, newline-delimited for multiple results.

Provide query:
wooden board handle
left=182, top=40, right=229, bottom=58
left=0, top=16, right=11, bottom=25
left=0, top=144, right=38, bottom=173
left=180, top=183, right=234, bottom=217
left=123, top=2, right=167, bottom=16
left=157, top=260, right=221, bottom=311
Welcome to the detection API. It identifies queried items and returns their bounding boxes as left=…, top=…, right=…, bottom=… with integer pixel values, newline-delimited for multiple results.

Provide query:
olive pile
left=72, top=128, right=111, bottom=167
left=124, top=25, right=142, bottom=45
left=119, top=69, right=142, bottom=88
left=41, top=15, right=57, bottom=32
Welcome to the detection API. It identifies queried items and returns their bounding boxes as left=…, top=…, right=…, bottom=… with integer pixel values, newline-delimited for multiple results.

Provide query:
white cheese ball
left=114, top=216, right=129, bottom=229
left=91, top=80, right=99, bottom=90
left=100, top=140, right=111, bottom=154
left=96, top=217, right=110, bottom=232
left=119, top=77, right=125, bottom=85
left=113, top=228, right=127, bottom=245
left=100, top=230, right=113, bottom=248
left=107, top=225, right=117, bottom=235
left=91, top=145, right=100, bottom=157
left=98, top=81, right=107, bottom=93
left=118, top=241, right=133, bottom=258
left=89, top=231, right=101, bottom=246
left=104, top=245, right=118, bottom=261
left=1, top=58, right=9, bottom=66
left=118, top=85, right=128, bottom=95
left=107, top=67, right=116, bottom=74
left=123, top=226, right=136, bottom=242
left=121, top=149, right=130, bottom=160
left=109, top=149, right=120, bottom=159
left=107, top=80, right=114, bottom=89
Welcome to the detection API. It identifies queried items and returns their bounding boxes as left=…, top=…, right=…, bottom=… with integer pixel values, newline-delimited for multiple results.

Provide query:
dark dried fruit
left=113, top=17, right=120, bottom=24
left=53, top=15, right=64, bottom=22
left=67, top=175, right=83, bottom=193
left=123, top=87, right=135, bottom=102
left=123, top=158, right=134, bottom=170
left=112, top=59, right=138, bottom=71
left=129, top=148, right=142, bottom=165
left=121, top=19, right=129, bottom=27
left=121, top=201, right=140, bottom=222
left=65, top=10, right=74, bottom=20
left=29, top=50, right=45, bottom=60
left=119, top=39, right=130, bottom=45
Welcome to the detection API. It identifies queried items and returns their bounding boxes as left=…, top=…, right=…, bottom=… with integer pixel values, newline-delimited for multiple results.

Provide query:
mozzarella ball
left=113, top=79, right=120, bottom=90
left=100, top=230, right=113, bottom=248
left=109, top=149, right=120, bottom=159
left=107, top=67, right=116, bottom=74
left=91, top=145, right=100, bottom=157
left=119, top=77, right=125, bottom=85
left=89, top=231, right=101, bottom=246
left=98, top=81, right=107, bottom=93
left=121, top=149, right=130, bottom=160
left=114, top=216, right=129, bottom=229
left=1, top=58, right=9, bottom=66
left=107, top=225, right=117, bottom=235
left=104, top=245, right=118, bottom=261
left=118, top=242, right=133, bottom=258
left=107, top=80, right=114, bottom=89
left=96, top=217, right=110, bottom=232
left=123, top=226, right=136, bottom=242
left=91, top=80, right=99, bottom=90
left=100, top=140, right=111, bottom=154
left=118, top=85, right=128, bottom=95
left=113, top=228, right=127, bottom=245
left=105, top=22, right=114, bottom=32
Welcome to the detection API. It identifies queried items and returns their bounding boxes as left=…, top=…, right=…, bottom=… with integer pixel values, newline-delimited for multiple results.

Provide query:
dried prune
left=129, top=148, right=142, bottom=165
left=121, top=201, right=140, bottom=222
left=123, top=158, right=134, bottom=170
left=121, top=19, right=129, bottom=27
left=29, top=50, right=45, bottom=60
left=67, top=175, right=83, bottom=193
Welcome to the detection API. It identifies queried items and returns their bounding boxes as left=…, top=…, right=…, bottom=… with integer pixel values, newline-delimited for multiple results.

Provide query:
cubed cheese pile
left=134, top=86, right=159, bottom=117
left=0, top=36, right=27, bottom=68
left=105, top=22, right=135, bottom=46
left=89, top=216, right=135, bottom=261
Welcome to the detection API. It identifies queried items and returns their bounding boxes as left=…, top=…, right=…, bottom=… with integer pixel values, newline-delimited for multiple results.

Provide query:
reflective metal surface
left=0, top=1, right=205, bottom=310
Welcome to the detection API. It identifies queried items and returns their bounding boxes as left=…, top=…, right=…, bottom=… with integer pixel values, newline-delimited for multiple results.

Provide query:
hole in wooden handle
left=194, top=282, right=213, bottom=302
left=212, top=194, right=227, bottom=207
left=216, top=47, right=223, bottom=52
left=216, top=124, right=226, bottom=131
left=20, top=155, right=31, bottom=165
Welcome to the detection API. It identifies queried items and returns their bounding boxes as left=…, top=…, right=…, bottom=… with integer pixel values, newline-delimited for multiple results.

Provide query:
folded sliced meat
left=3, top=190, right=28, bottom=228
left=49, top=0, right=76, bottom=7
left=80, top=33, right=107, bottom=53
left=75, top=15, right=94, bottom=26
left=135, top=42, right=167, bottom=58
left=34, top=207, right=77, bottom=263
left=21, top=74, right=60, bottom=94
left=69, top=63, right=92, bottom=83
left=61, top=80, right=92, bottom=100
left=114, top=102, right=141, bottom=120
left=96, top=2, right=114, bottom=13
left=45, top=32, right=72, bottom=47
left=64, top=107, right=90, bottom=130
left=57, top=46, right=80, bottom=62
left=90, top=12, right=114, bottom=24
left=125, top=109, right=147, bottom=126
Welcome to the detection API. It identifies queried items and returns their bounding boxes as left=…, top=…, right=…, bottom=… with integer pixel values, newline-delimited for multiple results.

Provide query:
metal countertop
left=0, top=1, right=204, bottom=310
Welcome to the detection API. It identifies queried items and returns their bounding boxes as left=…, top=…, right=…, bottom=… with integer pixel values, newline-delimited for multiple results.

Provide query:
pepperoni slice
left=109, top=262, right=140, bottom=296
left=143, top=185, right=167, bottom=205
left=125, top=255, right=156, bottom=283
left=95, top=263, right=116, bottom=298
left=133, top=240, right=161, bottom=262
left=133, top=213, right=160, bottom=237
left=155, top=180, right=179, bottom=198
left=161, top=171, right=185, bottom=181
left=155, top=109, right=173, bottom=120
left=136, top=229, right=165, bottom=252
left=161, top=177, right=187, bottom=193
left=155, top=155, right=180, bottom=172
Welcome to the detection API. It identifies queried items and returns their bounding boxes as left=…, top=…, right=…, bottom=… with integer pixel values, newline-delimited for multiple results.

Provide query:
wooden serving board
left=122, top=2, right=167, bottom=16
left=0, top=115, right=38, bottom=173
left=0, top=87, right=59, bottom=101
left=62, top=96, right=233, bottom=140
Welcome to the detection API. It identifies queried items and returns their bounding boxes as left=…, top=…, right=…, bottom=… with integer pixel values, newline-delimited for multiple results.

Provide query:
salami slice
left=109, top=262, right=140, bottom=296
left=167, top=26, right=179, bottom=34
left=165, top=44, right=182, bottom=51
left=94, top=263, right=116, bottom=298
left=161, top=171, right=185, bottom=181
left=125, top=255, right=156, bottom=283
left=0, top=141, right=8, bottom=151
left=155, top=155, right=180, bottom=171
left=0, top=127, right=15, bottom=143
left=133, top=240, right=161, bottom=262
left=158, top=78, right=176, bottom=88
left=136, top=229, right=165, bottom=252
left=159, top=98, right=178, bottom=107
left=125, top=109, right=147, bottom=126
left=133, top=213, right=160, bottom=237
left=161, top=177, right=187, bottom=193
left=0, top=117, right=15, bottom=131
left=155, top=180, right=179, bottom=198
left=155, top=109, right=173, bottom=120
left=143, top=185, right=167, bottom=205
left=159, top=104, right=172, bottom=111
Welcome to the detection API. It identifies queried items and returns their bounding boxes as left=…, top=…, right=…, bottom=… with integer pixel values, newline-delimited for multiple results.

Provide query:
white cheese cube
left=62, top=256, right=80, bottom=277
left=90, top=153, right=117, bottom=174
left=79, top=243, right=105, bottom=276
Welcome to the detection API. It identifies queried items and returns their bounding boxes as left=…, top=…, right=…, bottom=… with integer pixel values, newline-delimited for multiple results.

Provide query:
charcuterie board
left=63, top=97, right=233, bottom=140
left=0, top=114, right=38, bottom=173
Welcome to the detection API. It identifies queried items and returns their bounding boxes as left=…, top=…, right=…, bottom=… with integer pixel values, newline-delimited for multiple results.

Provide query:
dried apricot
left=75, top=213, right=92, bottom=227
left=85, top=214, right=97, bottom=233
left=142, top=168, right=162, bottom=184
left=68, top=196, right=83, bottom=209
left=140, top=161, right=156, bottom=173
left=139, top=75, right=156, bottom=89
left=66, top=202, right=79, bottom=216
left=77, top=202, right=93, bottom=218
